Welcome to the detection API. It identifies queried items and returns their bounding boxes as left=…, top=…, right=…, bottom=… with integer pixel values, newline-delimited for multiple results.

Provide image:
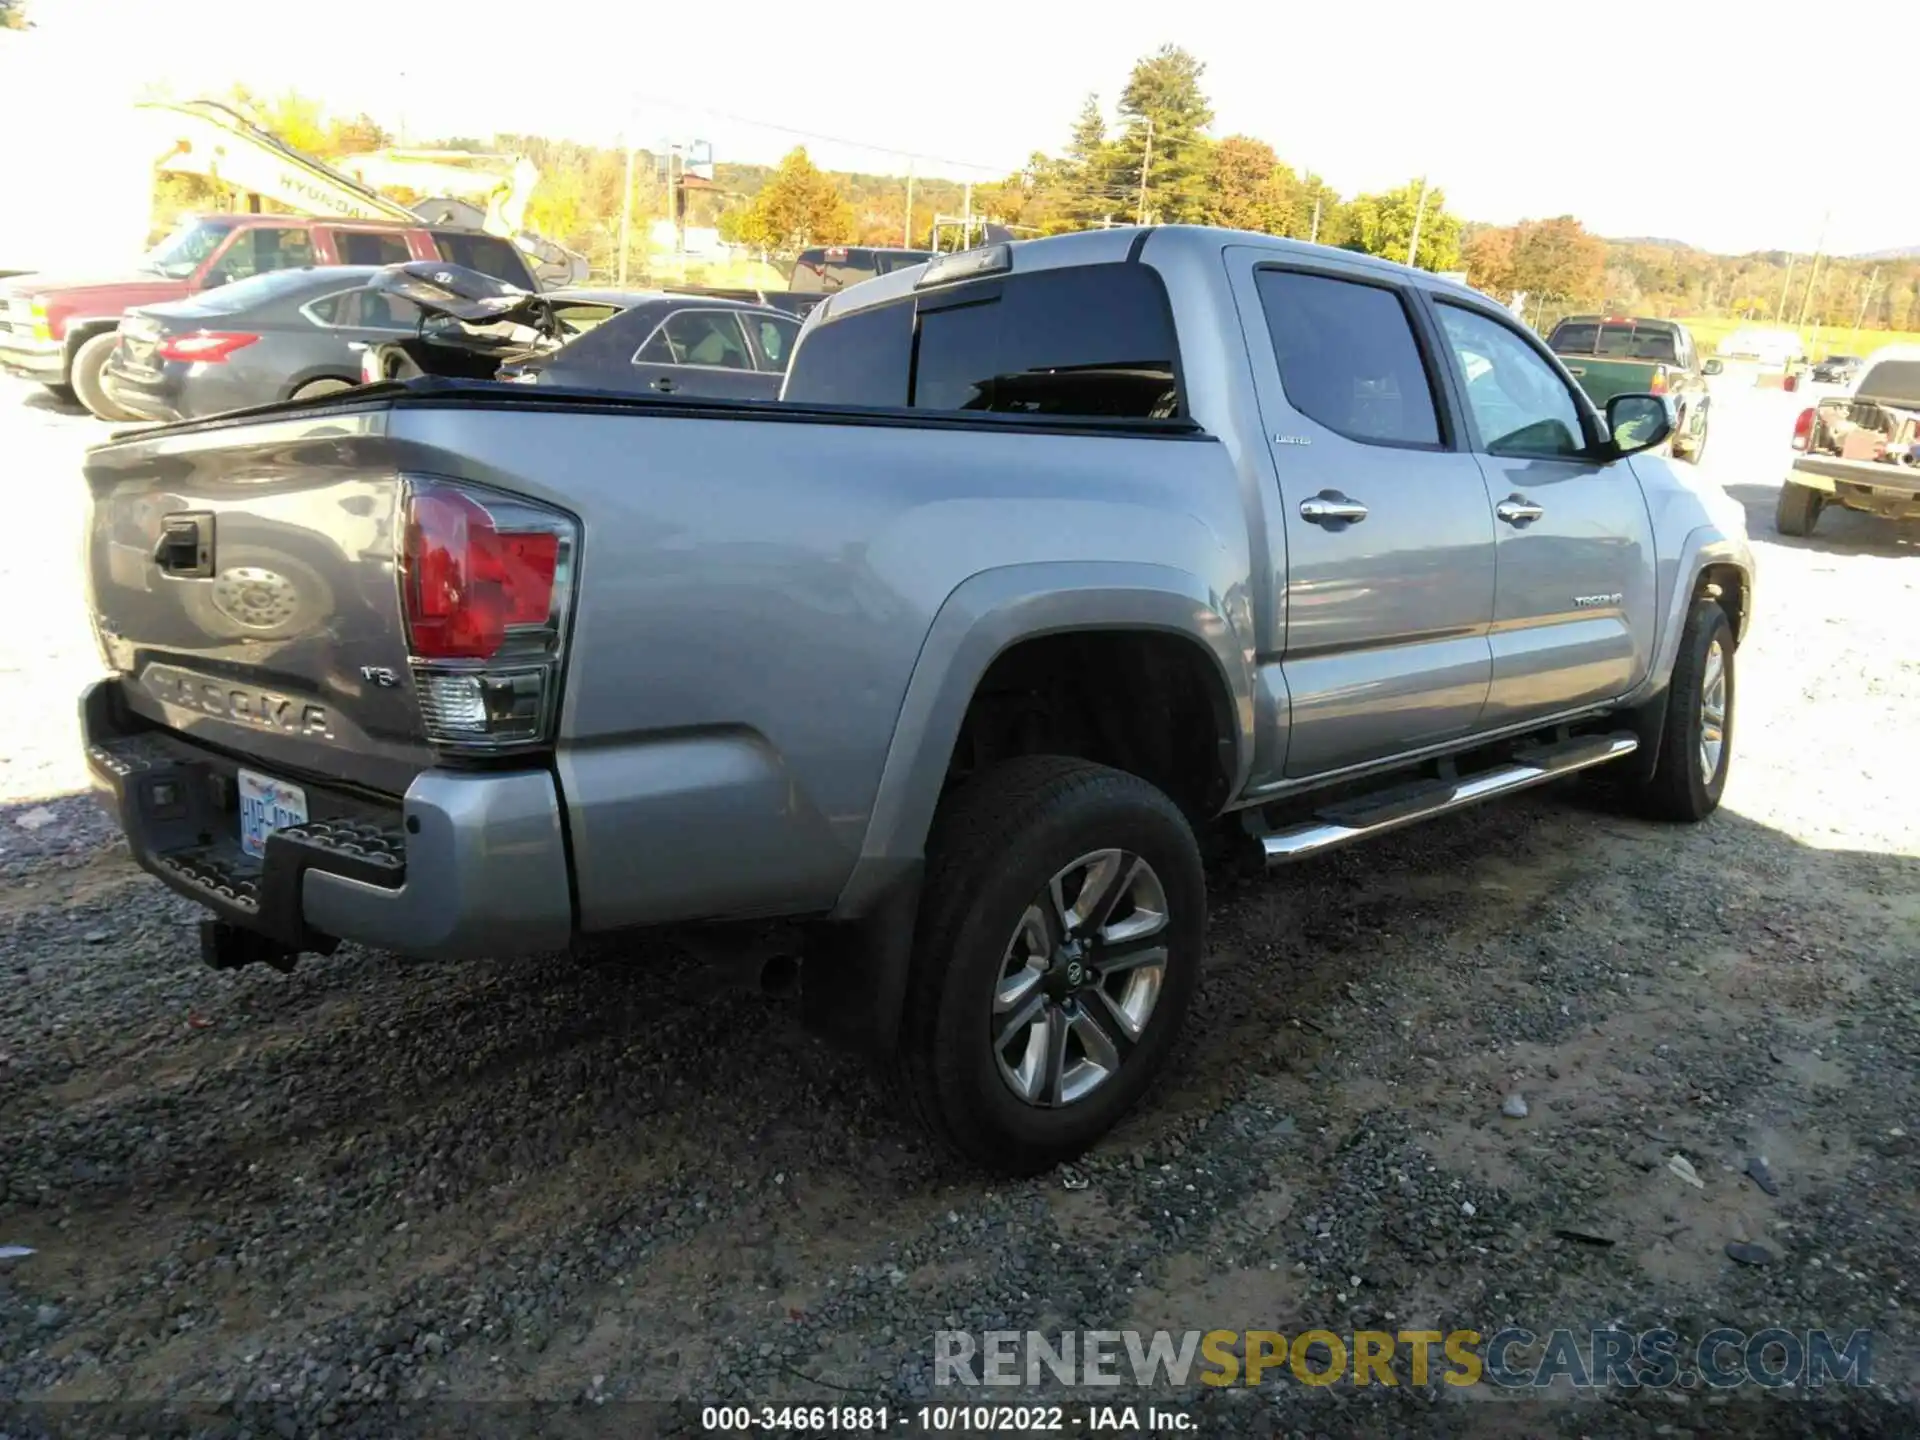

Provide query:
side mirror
left=1607, top=393, right=1674, bottom=457
left=1702, top=357, right=1724, bottom=376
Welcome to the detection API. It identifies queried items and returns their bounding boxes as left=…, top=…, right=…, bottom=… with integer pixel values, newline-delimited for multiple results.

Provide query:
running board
left=1259, top=732, right=1638, bottom=866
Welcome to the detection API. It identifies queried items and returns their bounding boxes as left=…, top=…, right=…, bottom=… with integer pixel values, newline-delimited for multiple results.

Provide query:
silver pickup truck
left=78, top=226, right=1754, bottom=1173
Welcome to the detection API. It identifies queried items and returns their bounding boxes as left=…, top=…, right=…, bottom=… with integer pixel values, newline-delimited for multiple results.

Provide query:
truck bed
left=81, top=379, right=1239, bottom=939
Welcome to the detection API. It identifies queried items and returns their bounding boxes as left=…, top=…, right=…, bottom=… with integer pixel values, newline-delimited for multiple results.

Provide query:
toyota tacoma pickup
left=77, top=227, right=1754, bottom=1173
left=1545, top=314, right=1716, bottom=461
left=1778, top=345, right=1920, bottom=535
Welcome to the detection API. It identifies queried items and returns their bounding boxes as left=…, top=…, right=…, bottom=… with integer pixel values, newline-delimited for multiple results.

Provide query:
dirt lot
left=1, top=377, right=1916, bottom=1437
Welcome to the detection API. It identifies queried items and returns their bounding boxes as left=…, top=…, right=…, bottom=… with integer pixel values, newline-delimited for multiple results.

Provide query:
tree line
left=149, top=64, right=1920, bottom=333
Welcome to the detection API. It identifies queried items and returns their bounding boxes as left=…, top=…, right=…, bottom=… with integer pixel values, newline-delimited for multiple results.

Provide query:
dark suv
left=0, top=214, right=538, bottom=420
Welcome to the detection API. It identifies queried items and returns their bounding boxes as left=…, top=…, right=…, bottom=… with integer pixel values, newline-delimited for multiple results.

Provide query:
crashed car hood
left=367, top=260, right=549, bottom=327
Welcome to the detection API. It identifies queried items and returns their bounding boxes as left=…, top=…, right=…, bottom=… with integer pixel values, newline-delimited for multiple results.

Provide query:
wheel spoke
left=1041, top=1004, right=1070, bottom=1107
left=1090, top=938, right=1168, bottom=978
left=994, top=989, right=1047, bottom=1054
left=1089, top=984, right=1147, bottom=1050
left=1099, top=856, right=1168, bottom=945
left=1050, top=849, right=1128, bottom=937
left=1070, top=1000, right=1127, bottom=1074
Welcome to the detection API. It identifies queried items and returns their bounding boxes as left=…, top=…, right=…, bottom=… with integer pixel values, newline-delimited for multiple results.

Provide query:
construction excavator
left=142, top=99, right=588, bottom=288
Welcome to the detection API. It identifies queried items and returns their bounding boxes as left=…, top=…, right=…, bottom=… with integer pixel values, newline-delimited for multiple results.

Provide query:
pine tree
left=1112, top=46, right=1215, bottom=225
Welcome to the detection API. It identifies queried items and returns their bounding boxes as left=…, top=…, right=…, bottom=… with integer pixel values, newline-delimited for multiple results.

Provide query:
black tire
left=1628, top=598, right=1733, bottom=823
left=69, top=333, right=139, bottom=422
left=893, top=755, right=1206, bottom=1175
left=41, top=382, right=77, bottom=407
left=1774, top=480, right=1821, bottom=536
left=291, top=378, right=355, bottom=401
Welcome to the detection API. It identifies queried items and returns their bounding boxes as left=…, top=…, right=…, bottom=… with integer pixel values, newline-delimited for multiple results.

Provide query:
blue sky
left=12, top=0, right=1918, bottom=257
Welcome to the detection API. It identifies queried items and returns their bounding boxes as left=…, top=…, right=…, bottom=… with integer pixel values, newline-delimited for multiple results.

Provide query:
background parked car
left=0, top=213, right=536, bottom=421
left=1811, top=353, right=1865, bottom=384
left=362, top=268, right=803, bottom=400
left=514, top=295, right=802, bottom=398
left=103, top=265, right=422, bottom=422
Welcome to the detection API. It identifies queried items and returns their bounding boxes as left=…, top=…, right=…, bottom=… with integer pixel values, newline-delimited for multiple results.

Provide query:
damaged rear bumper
left=80, top=678, right=573, bottom=961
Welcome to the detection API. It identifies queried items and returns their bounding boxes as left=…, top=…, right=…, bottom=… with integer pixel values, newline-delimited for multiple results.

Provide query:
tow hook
left=198, top=919, right=299, bottom=974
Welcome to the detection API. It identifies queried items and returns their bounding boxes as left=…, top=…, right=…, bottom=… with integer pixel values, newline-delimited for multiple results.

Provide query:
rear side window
left=305, top=287, right=422, bottom=330
left=431, top=232, right=531, bottom=288
left=1255, top=269, right=1441, bottom=446
left=635, top=311, right=754, bottom=370
left=783, top=300, right=914, bottom=405
left=914, top=264, right=1180, bottom=418
left=785, top=263, right=1181, bottom=418
left=1548, top=322, right=1599, bottom=354
left=338, top=230, right=412, bottom=266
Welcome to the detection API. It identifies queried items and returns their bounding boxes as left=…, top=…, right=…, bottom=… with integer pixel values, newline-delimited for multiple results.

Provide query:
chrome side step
left=1259, top=732, right=1638, bottom=866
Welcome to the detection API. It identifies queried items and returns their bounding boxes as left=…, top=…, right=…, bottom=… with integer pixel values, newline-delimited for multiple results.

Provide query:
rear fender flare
left=832, top=560, right=1253, bottom=921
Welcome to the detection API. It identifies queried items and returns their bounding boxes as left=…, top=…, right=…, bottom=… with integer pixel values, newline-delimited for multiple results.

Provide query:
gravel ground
left=1, top=376, right=1916, bottom=1438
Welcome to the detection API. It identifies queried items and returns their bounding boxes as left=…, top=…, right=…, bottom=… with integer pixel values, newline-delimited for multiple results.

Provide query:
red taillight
left=1648, top=367, right=1668, bottom=395
left=1791, top=407, right=1815, bottom=451
left=399, top=479, right=576, bottom=752
left=403, top=487, right=559, bottom=661
left=156, top=330, right=260, bottom=363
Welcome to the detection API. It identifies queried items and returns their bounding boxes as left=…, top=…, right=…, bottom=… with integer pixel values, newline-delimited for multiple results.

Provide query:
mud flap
left=800, top=863, right=923, bottom=1058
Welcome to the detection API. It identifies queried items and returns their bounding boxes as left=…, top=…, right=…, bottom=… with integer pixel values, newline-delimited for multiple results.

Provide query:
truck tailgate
left=83, top=406, right=432, bottom=797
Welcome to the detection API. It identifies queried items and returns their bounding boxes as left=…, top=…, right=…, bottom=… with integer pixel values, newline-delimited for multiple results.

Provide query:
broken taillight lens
left=399, top=479, right=576, bottom=750
left=1790, top=407, right=1815, bottom=451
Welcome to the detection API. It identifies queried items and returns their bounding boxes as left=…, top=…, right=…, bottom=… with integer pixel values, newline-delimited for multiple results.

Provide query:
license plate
left=238, top=768, right=308, bottom=859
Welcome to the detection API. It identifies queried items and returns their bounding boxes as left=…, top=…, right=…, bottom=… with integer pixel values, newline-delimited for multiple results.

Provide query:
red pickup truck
left=0, top=212, right=537, bottom=419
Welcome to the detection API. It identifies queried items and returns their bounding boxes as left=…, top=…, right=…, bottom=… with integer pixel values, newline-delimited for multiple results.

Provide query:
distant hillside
left=1856, top=245, right=1920, bottom=261
left=1610, top=236, right=1695, bottom=250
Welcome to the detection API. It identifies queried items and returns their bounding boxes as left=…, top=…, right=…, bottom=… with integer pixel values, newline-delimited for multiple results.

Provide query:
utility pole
left=1136, top=116, right=1154, bottom=226
left=1406, top=176, right=1429, bottom=268
left=962, top=180, right=973, bottom=249
left=1852, top=266, right=1881, bottom=346
left=1774, top=254, right=1796, bottom=322
left=1794, top=210, right=1831, bottom=330
left=617, top=138, right=635, bottom=287
left=1309, top=195, right=1321, bottom=245
left=903, top=159, right=915, bottom=248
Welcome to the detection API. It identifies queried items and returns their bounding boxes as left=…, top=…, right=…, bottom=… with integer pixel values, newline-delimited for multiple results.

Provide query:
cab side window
left=205, top=227, right=315, bottom=286
left=1255, top=269, right=1441, bottom=446
left=1434, top=303, right=1589, bottom=458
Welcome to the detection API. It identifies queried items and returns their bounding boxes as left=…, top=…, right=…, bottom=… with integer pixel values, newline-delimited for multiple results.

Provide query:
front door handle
left=1496, top=496, right=1545, bottom=525
left=1299, top=491, right=1369, bottom=526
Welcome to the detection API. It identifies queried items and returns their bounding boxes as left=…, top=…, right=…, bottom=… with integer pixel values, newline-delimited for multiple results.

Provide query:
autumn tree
left=1346, top=179, right=1461, bottom=271
left=1462, top=226, right=1516, bottom=300
left=0, top=0, right=30, bottom=28
left=724, top=147, right=854, bottom=254
left=1203, top=136, right=1300, bottom=236
left=1112, top=46, right=1214, bottom=224
left=1509, top=216, right=1606, bottom=307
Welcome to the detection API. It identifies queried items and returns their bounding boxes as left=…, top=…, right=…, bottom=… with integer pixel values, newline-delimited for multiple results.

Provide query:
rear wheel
left=291, top=378, right=355, bottom=401
left=1627, top=598, right=1734, bottom=823
left=70, top=333, right=139, bottom=422
left=41, top=382, right=77, bottom=407
left=1775, top=479, right=1822, bottom=536
left=893, top=756, right=1206, bottom=1174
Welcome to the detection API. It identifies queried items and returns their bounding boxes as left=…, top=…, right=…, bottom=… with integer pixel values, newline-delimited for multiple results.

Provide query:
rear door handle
left=1299, top=491, right=1369, bottom=526
left=1497, top=496, right=1545, bottom=525
left=652, top=376, right=677, bottom=394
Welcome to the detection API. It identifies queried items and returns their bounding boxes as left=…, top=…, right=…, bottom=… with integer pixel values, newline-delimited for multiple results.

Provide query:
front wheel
left=1627, top=598, right=1734, bottom=822
left=893, top=756, right=1206, bottom=1174
left=70, top=333, right=140, bottom=422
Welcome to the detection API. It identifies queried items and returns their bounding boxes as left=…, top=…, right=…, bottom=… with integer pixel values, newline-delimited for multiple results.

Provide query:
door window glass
left=636, top=311, right=753, bottom=369
left=1436, top=303, right=1589, bottom=457
left=206, top=227, right=315, bottom=285
left=1255, top=269, right=1441, bottom=446
left=338, top=230, right=412, bottom=266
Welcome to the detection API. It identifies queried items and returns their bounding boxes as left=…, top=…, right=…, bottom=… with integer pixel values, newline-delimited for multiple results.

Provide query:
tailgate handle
left=154, top=512, right=215, bottom=579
